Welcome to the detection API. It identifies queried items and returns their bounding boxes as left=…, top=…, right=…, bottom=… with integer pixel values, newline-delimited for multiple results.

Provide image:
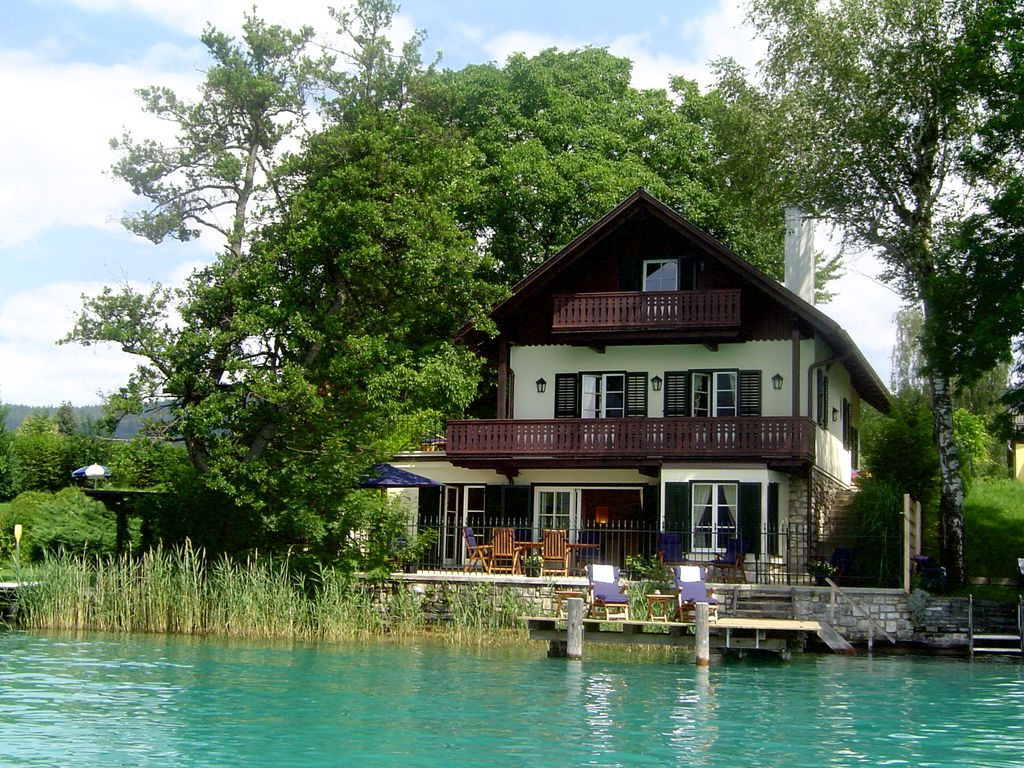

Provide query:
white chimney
left=784, top=206, right=815, bottom=304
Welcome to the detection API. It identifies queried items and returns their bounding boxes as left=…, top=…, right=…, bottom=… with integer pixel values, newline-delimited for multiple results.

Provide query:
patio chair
left=587, top=563, right=630, bottom=621
left=656, top=532, right=688, bottom=566
left=490, top=527, right=521, bottom=574
left=673, top=565, right=718, bottom=622
left=572, top=530, right=601, bottom=574
left=710, top=538, right=748, bottom=583
left=463, top=527, right=492, bottom=573
left=541, top=528, right=571, bottom=576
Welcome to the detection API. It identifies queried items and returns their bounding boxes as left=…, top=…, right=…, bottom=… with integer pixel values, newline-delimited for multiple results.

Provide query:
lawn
left=964, top=478, right=1024, bottom=581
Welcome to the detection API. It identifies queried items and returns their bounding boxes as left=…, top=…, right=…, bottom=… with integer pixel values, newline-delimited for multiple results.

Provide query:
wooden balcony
left=551, top=289, right=741, bottom=333
left=445, top=417, right=814, bottom=468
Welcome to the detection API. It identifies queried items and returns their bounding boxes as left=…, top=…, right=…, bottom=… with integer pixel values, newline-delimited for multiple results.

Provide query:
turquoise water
left=2, top=631, right=1024, bottom=767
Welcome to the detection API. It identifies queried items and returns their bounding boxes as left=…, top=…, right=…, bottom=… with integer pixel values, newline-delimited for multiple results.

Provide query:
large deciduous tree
left=743, top=0, right=1024, bottom=585
left=421, top=47, right=790, bottom=285
left=68, top=1, right=497, bottom=549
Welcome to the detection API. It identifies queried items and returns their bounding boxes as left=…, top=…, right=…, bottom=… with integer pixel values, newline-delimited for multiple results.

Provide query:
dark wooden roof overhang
left=457, top=189, right=890, bottom=413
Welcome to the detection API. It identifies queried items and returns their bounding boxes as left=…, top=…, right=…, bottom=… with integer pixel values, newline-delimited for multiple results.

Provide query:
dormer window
left=643, top=259, right=678, bottom=292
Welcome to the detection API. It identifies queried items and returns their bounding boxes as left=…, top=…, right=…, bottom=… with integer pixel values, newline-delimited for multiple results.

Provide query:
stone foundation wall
left=390, top=575, right=977, bottom=650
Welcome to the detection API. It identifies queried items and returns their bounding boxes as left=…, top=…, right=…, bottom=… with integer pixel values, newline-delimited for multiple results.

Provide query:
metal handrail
left=825, top=577, right=897, bottom=649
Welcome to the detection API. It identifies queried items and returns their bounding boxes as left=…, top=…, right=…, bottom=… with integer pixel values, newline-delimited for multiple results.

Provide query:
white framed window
left=536, top=488, right=574, bottom=533
left=581, top=373, right=626, bottom=418
left=691, top=482, right=738, bottom=552
left=691, top=371, right=737, bottom=417
left=643, top=259, right=678, bottom=292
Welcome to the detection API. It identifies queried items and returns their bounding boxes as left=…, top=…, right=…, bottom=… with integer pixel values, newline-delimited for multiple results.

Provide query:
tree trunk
left=930, top=371, right=966, bottom=586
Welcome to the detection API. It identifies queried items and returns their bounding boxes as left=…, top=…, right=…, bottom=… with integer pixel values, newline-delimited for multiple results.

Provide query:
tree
left=68, top=1, right=498, bottom=550
left=421, top=48, right=791, bottom=286
left=0, top=402, right=19, bottom=500
left=110, top=13, right=326, bottom=258
left=743, top=0, right=1021, bottom=585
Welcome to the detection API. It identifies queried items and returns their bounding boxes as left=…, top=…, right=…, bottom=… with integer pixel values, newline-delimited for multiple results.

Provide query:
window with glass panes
left=642, top=259, right=678, bottom=292
left=691, top=482, right=738, bottom=551
left=691, top=371, right=737, bottom=417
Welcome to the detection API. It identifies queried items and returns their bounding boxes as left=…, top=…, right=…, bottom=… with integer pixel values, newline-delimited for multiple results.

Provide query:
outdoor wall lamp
left=772, top=373, right=784, bottom=390
left=832, top=406, right=839, bottom=422
left=651, top=375, right=663, bottom=392
left=536, top=377, right=547, bottom=394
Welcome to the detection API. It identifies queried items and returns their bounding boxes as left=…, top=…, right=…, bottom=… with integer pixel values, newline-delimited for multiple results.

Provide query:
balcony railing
left=446, top=417, right=814, bottom=463
left=551, top=289, right=741, bottom=332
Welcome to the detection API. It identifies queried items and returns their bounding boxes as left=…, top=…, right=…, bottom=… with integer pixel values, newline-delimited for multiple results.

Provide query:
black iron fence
left=403, top=516, right=904, bottom=588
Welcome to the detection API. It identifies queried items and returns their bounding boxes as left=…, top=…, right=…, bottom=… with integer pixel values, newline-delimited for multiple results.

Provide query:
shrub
left=0, top=487, right=130, bottom=561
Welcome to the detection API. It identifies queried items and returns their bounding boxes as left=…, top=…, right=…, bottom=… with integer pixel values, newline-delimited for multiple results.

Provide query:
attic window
left=643, top=259, right=678, bottom=292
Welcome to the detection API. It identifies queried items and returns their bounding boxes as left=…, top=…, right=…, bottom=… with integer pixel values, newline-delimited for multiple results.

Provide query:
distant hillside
left=3, top=403, right=143, bottom=439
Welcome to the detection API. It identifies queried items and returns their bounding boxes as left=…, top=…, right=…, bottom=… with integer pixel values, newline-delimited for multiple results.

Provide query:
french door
left=442, top=485, right=485, bottom=565
left=533, top=488, right=580, bottom=541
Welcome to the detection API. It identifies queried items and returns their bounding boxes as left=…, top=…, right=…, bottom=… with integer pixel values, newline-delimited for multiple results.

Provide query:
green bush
left=0, top=487, right=129, bottom=561
left=849, top=477, right=904, bottom=587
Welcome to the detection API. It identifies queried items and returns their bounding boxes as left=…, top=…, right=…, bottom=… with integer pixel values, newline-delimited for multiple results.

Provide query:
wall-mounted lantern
left=832, top=406, right=839, bottom=422
left=536, top=377, right=547, bottom=394
left=771, top=373, right=784, bottom=390
left=651, top=375, right=663, bottom=392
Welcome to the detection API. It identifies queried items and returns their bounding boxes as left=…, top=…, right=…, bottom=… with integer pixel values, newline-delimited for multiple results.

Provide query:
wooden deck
left=525, top=615, right=827, bottom=657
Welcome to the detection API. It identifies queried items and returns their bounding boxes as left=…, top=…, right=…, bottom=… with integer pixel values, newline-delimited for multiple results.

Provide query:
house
left=391, top=189, right=890, bottom=582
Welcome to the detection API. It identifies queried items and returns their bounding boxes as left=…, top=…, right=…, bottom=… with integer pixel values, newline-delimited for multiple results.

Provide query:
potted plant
left=625, top=554, right=674, bottom=594
left=805, top=559, right=838, bottom=586
left=523, top=553, right=544, bottom=577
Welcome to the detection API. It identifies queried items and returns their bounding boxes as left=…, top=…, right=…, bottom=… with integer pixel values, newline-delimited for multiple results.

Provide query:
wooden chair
left=463, top=527, right=492, bottom=573
left=587, top=563, right=630, bottom=620
left=490, top=527, right=521, bottom=574
left=673, top=565, right=719, bottom=622
left=541, top=528, right=571, bottom=576
left=656, top=531, right=687, bottom=566
left=710, top=538, right=748, bottom=583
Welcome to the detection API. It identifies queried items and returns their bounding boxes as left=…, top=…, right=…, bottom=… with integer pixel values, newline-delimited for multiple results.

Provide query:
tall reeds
left=13, top=545, right=527, bottom=644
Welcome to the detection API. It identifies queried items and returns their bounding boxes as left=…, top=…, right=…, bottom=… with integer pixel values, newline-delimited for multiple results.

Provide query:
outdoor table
left=645, top=592, right=676, bottom=622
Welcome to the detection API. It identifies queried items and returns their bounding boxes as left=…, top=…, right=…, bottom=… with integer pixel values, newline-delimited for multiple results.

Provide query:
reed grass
left=13, top=545, right=529, bottom=644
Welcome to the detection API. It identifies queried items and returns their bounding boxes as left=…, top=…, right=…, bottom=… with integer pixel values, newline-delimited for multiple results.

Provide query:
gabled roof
left=475, top=188, right=890, bottom=412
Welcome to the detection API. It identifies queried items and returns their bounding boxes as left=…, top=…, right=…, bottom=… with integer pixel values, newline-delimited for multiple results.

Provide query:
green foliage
left=13, top=415, right=68, bottom=492
left=0, top=403, right=18, bottom=500
left=850, top=478, right=905, bottom=586
left=963, top=478, right=1024, bottom=580
left=862, top=392, right=940, bottom=507
left=952, top=408, right=998, bottom=484
left=0, top=487, right=129, bottom=561
left=624, top=553, right=674, bottom=593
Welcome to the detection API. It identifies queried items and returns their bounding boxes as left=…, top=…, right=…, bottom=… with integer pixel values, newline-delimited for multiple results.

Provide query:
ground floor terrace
left=387, top=454, right=917, bottom=589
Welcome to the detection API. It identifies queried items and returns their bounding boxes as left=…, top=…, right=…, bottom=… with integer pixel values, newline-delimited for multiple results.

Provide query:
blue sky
left=0, top=0, right=901, bottom=406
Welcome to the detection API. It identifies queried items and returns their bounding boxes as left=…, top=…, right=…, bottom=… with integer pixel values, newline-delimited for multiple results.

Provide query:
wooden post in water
left=695, top=602, right=710, bottom=666
left=566, top=597, right=584, bottom=661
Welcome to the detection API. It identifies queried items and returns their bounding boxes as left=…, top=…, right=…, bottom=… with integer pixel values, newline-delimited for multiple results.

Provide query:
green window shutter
left=619, top=254, right=642, bottom=291
left=739, top=370, right=762, bottom=416
left=626, top=372, right=648, bottom=417
left=664, top=371, right=689, bottom=416
left=766, top=482, right=780, bottom=556
left=642, top=485, right=660, bottom=528
left=554, top=373, right=579, bottom=418
left=502, top=486, right=532, bottom=527
left=738, top=482, right=762, bottom=556
left=664, top=482, right=692, bottom=547
left=417, top=486, right=441, bottom=527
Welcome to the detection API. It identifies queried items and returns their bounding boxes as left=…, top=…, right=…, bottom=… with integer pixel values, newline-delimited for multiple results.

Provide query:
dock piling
left=695, top=603, right=710, bottom=666
left=566, top=597, right=584, bottom=660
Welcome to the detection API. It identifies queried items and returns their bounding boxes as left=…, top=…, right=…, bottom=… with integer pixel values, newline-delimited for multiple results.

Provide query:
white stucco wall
left=511, top=341, right=795, bottom=419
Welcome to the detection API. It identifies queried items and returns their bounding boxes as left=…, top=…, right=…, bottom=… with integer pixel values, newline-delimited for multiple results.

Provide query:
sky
left=0, top=0, right=902, bottom=407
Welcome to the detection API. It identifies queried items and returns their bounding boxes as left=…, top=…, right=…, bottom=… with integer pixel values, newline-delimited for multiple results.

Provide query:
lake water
left=2, top=631, right=1023, bottom=767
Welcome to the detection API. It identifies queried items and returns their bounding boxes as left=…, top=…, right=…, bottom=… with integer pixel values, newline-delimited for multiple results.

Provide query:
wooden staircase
left=970, top=595, right=1023, bottom=657
left=725, top=586, right=854, bottom=653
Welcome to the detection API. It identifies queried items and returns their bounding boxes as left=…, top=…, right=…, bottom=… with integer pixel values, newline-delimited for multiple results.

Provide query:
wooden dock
left=525, top=614, right=831, bottom=660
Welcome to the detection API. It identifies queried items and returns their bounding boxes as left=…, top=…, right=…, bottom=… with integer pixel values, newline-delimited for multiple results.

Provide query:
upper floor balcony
left=445, top=416, right=815, bottom=468
left=551, top=289, right=742, bottom=334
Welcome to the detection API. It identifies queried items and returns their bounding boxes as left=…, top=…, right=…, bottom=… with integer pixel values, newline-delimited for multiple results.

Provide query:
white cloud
left=673, top=0, right=766, bottom=87
left=0, top=45, right=202, bottom=249
left=0, top=282, right=145, bottom=406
